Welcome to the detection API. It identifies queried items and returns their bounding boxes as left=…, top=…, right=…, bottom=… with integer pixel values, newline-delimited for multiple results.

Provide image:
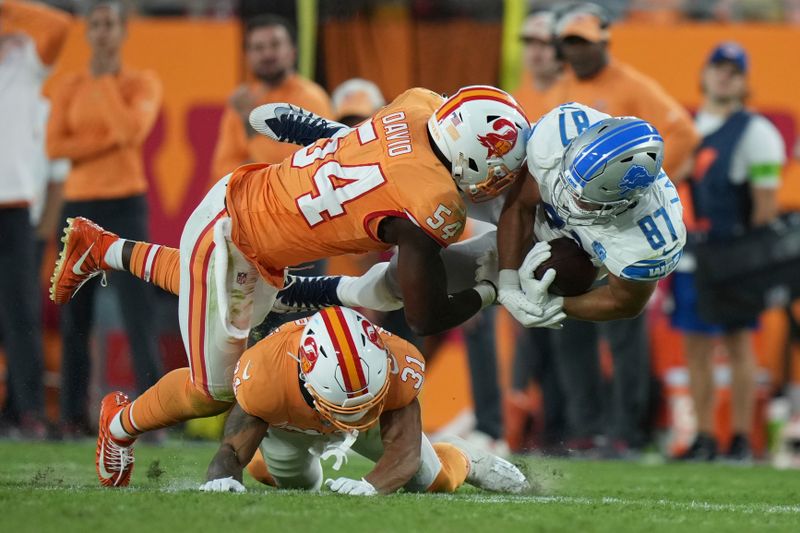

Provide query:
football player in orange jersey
left=199, top=306, right=528, bottom=495
left=49, top=86, right=531, bottom=487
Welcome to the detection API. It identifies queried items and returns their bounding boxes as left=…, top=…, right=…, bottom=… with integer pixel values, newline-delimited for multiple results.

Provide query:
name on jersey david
left=382, top=112, right=413, bottom=157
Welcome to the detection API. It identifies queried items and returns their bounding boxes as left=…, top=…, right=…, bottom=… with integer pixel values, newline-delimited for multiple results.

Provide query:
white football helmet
left=298, top=306, right=391, bottom=432
left=553, top=116, right=664, bottom=225
left=428, top=85, right=530, bottom=202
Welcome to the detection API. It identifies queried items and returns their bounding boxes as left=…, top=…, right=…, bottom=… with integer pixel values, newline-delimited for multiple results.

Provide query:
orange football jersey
left=226, top=88, right=467, bottom=286
left=232, top=319, right=426, bottom=434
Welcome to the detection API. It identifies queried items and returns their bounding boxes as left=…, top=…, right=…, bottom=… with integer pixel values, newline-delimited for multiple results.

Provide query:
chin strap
left=310, top=430, right=359, bottom=471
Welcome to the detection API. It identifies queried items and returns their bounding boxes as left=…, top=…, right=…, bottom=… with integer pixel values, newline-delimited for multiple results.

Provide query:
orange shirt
left=47, top=68, right=162, bottom=201
left=0, top=0, right=72, bottom=67
left=211, top=74, right=334, bottom=179
left=546, top=60, right=699, bottom=177
left=233, top=319, right=425, bottom=434
left=512, top=71, right=555, bottom=124
left=225, top=88, right=467, bottom=286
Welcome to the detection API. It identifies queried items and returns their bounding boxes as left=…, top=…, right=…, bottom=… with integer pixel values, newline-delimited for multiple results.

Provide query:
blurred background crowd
left=1, top=0, right=800, bottom=468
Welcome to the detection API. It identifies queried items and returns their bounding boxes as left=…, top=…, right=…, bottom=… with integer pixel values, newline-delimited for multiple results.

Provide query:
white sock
left=336, top=262, right=404, bottom=312
left=104, top=239, right=127, bottom=270
left=109, top=410, right=136, bottom=441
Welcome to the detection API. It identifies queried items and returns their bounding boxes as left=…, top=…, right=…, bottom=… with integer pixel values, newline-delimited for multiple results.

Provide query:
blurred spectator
left=47, top=1, right=162, bottom=437
left=512, top=9, right=562, bottom=122
left=211, top=14, right=333, bottom=179
left=0, top=0, right=71, bottom=439
left=673, top=42, right=785, bottom=462
left=331, top=78, right=385, bottom=126
left=544, top=2, right=700, bottom=456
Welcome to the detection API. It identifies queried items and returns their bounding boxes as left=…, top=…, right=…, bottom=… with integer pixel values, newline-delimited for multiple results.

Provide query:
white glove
left=199, top=476, right=246, bottom=493
left=497, top=268, right=546, bottom=325
left=518, top=242, right=566, bottom=329
left=325, top=477, right=378, bottom=496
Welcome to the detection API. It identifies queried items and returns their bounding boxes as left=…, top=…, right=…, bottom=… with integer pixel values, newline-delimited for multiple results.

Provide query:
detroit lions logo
left=619, top=165, right=657, bottom=195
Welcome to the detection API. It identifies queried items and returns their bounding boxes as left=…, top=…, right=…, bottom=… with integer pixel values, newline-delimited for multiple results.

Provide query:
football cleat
left=441, top=435, right=529, bottom=494
left=50, top=217, right=118, bottom=305
left=271, top=275, right=344, bottom=314
left=96, top=392, right=136, bottom=488
left=249, top=103, right=348, bottom=146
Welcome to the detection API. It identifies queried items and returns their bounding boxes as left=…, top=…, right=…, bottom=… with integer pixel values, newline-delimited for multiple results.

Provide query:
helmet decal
left=319, top=307, right=369, bottom=398
left=300, top=336, right=319, bottom=374
left=361, top=319, right=384, bottom=350
left=619, top=164, right=657, bottom=194
left=477, top=117, right=519, bottom=158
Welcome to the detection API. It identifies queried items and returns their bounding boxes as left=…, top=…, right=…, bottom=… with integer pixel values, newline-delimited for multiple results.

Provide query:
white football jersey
left=527, top=103, right=686, bottom=282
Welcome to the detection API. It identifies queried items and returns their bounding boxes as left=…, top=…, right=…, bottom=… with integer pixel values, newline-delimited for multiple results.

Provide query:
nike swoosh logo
left=72, top=243, right=94, bottom=276
left=242, top=361, right=252, bottom=380
left=662, top=243, right=680, bottom=256
left=98, top=440, right=114, bottom=480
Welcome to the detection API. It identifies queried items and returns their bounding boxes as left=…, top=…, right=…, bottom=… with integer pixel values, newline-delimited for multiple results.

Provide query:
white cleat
left=441, top=435, right=529, bottom=494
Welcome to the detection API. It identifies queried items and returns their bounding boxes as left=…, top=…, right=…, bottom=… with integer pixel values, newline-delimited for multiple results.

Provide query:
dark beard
left=255, top=68, right=289, bottom=85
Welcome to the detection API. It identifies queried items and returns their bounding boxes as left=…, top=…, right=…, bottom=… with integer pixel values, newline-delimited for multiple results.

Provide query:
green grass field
left=1, top=439, right=798, bottom=533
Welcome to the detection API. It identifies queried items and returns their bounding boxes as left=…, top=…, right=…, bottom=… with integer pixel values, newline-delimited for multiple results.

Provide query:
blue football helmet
left=553, top=117, right=664, bottom=225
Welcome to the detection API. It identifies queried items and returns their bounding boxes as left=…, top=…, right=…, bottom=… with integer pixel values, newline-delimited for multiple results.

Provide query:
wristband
left=474, top=281, right=497, bottom=309
left=498, top=268, right=521, bottom=289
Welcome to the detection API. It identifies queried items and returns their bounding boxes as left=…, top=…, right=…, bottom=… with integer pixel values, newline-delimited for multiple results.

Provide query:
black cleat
left=249, top=103, right=347, bottom=146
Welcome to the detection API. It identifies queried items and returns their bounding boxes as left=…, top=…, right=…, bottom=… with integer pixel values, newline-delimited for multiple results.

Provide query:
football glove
left=325, top=477, right=378, bottom=496
left=518, top=242, right=565, bottom=329
left=199, top=476, right=246, bottom=493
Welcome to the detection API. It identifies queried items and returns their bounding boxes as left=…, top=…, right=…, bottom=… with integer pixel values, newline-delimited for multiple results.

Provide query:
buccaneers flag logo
left=477, top=118, right=518, bottom=157
left=301, top=336, right=319, bottom=373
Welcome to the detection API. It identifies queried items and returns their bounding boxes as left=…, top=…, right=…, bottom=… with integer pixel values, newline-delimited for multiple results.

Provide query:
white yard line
left=428, top=494, right=800, bottom=515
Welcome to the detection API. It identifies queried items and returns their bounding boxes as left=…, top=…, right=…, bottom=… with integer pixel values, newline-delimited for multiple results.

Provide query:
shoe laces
left=105, top=436, right=135, bottom=484
left=274, top=274, right=341, bottom=313
left=273, top=109, right=340, bottom=146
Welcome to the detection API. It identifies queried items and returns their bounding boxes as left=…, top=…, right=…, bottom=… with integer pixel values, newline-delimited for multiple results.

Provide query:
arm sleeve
left=743, top=116, right=786, bottom=189
left=631, top=78, right=700, bottom=177
left=95, top=72, right=162, bottom=146
left=46, top=76, right=118, bottom=161
left=212, top=106, right=251, bottom=179
left=1, top=0, right=72, bottom=66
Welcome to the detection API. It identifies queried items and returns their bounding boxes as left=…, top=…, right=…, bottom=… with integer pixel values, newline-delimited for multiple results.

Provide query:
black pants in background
left=0, top=207, right=45, bottom=418
left=552, top=314, right=651, bottom=448
left=464, top=307, right=503, bottom=440
left=513, top=327, right=566, bottom=446
left=58, top=196, right=161, bottom=424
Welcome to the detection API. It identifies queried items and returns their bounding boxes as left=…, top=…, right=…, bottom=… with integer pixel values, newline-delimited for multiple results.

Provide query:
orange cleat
left=96, top=392, right=136, bottom=488
left=50, top=217, right=119, bottom=305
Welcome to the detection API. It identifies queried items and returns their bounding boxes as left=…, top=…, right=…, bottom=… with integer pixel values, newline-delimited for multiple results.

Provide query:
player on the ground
left=251, top=101, right=686, bottom=328
left=50, top=86, right=532, bottom=487
left=197, top=306, right=528, bottom=495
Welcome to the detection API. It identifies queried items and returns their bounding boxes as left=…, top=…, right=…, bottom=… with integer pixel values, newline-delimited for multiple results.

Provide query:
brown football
left=533, top=237, right=598, bottom=297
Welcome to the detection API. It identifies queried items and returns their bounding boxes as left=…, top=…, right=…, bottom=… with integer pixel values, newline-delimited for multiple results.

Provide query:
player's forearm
left=206, top=443, right=246, bottom=482
left=364, top=450, right=420, bottom=494
left=408, top=289, right=485, bottom=336
left=497, top=201, right=535, bottom=270
left=562, top=285, right=647, bottom=321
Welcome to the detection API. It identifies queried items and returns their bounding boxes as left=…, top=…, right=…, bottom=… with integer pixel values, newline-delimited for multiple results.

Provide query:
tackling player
left=198, top=306, right=527, bottom=495
left=253, top=102, right=686, bottom=329
left=50, top=86, right=531, bottom=487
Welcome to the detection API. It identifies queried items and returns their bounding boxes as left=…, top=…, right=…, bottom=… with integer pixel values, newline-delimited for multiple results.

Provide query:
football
left=534, top=237, right=598, bottom=297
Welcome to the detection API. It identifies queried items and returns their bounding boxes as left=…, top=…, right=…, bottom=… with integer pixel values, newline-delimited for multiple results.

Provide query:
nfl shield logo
left=236, top=272, right=248, bottom=285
